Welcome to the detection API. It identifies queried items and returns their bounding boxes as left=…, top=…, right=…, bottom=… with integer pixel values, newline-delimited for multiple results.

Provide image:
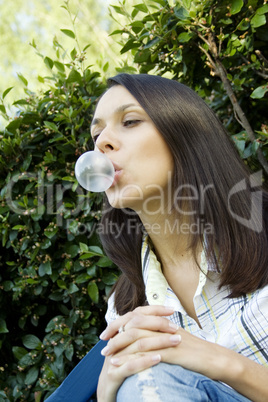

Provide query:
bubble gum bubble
left=75, top=151, right=115, bottom=192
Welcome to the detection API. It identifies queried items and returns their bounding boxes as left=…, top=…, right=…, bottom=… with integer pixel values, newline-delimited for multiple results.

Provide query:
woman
left=91, top=73, right=268, bottom=401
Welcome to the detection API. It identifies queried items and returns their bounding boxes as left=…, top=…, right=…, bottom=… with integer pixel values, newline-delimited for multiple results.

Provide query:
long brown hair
left=99, top=73, right=268, bottom=315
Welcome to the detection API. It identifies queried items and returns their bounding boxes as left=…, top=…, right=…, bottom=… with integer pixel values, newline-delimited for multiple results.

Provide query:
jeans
left=116, top=363, right=252, bottom=402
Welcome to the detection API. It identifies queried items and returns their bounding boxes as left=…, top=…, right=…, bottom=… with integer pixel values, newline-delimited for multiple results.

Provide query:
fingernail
left=170, top=334, right=181, bottom=344
left=101, top=345, right=110, bottom=356
left=99, top=330, right=108, bottom=340
left=152, top=354, right=161, bottom=362
left=169, top=322, right=179, bottom=330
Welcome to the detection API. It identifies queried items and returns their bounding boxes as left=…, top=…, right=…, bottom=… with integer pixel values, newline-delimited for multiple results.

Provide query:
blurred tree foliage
left=0, top=0, right=118, bottom=102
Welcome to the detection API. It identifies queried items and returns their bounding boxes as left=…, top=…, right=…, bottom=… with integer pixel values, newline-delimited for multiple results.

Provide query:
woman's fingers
left=107, top=353, right=162, bottom=381
left=100, top=305, right=176, bottom=340
left=101, top=331, right=182, bottom=357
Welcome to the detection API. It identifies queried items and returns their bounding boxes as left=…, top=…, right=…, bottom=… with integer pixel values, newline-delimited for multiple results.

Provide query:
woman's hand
left=99, top=305, right=178, bottom=341
left=97, top=305, right=181, bottom=402
left=97, top=350, right=162, bottom=402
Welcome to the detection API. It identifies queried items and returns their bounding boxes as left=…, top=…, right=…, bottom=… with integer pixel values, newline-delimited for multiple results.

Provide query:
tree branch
left=215, top=59, right=268, bottom=174
left=196, top=31, right=268, bottom=174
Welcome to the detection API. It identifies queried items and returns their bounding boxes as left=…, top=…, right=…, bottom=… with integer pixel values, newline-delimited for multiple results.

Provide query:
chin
left=104, top=192, right=141, bottom=214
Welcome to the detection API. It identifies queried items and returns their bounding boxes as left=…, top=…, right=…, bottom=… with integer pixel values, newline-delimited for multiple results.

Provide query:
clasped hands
left=100, top=305, right=181, bottom=368
left=97, top=305, right=227, bottom=402
left=99, top=304, right=220, bottom=375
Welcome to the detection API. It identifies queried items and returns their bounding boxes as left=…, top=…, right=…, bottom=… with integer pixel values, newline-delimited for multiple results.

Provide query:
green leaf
left=87, top=281, right=99, bottom=303
left=150, top=0, right=166, bottom=5
left=67, top=69, right=81, bottom=83
left=256, top=4, right=268, bottom=15
left=230, top=0, right=243, bottom=15
left=134, top=49, right=151, bottom=63
left=68, top=283, right=79, bottom=294
left=0, top=318, right=9, bottom=333
left=130, top=21, right=144, bottom=33
left=174, top=6, right=189, bottom=20
left=71, top=48, right=77, bottom=60
left=251, top=85, right=268, bottom=99
left=109, top=29, right=123, bottom=36
left=134, top=3, right=148, bottom=13
left=83, top=44, right=91, bottom=51
left=180, top=0, right=191, bottom=9
left=66, top=244, right=80, bottom=257
left=57, top=279, right=67, bottom=289
left=44, top=121, right=59, bottom=131
left=75, top=273, right=91, bottom=283
left=25, top=366, right=39, bottom=385
left=44, top=226, right=59, bottom=239
left=251, top=13, right=266, bottom=28
left=13, top=99, right=28, bottom=105
left=144, top=37, right=161, bottom=49
left=2, top=87, right=13, bottom=99
left=252, top=140, right=260, bottom=155
left=38, top=75, right=45, bottom=83
left=79, top=242, right=89, bottom=253
left=103, top=61, right=109, bottom=72
left=0, top=104, right=6, bottom=113
left=22, top=334, right=41, bottom=349
left=102, top=272, right=118, bottom=285
left=65, top=344, right=74, bottom=361
left=44, top=56, right=54, bottom=69
left=62, top=175, right=76, bottom=182
left=38, top=261, right=52, bottom=276
left=97, top=256, right=113, bottom=267
left=12, top=225, right=26, bottom=230
left=60, top=29, right=76, bottom=39
left=120, top=40, right=140, bottom=54
left=110, top=5, right=126, bottom=16
left=17, top=73, right=28, bottom=86
left=178, top=32, right=193, bottom=43
left=54, top=61, right=65, bottom=72
left=12, top=346, right=28, bottom=360
left=88, top=246, right=104, bottom=256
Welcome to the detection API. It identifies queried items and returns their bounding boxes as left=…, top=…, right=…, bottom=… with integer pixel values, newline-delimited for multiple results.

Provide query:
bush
left=0, top=37, right=119, bottom=401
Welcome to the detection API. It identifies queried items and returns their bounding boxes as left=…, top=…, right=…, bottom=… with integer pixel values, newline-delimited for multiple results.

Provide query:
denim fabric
left=116, top=363, right=252, bottom=402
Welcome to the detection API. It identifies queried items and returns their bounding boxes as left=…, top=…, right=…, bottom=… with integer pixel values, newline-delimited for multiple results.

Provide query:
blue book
left=45, top=340, right=107, bottom=401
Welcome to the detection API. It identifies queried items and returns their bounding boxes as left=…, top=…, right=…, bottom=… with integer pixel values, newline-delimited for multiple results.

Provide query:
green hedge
left=0, top=42, right=119, bottom=401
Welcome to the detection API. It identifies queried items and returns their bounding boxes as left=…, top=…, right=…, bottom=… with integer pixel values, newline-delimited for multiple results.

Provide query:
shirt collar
left=141, top=234, right=209, bottom=306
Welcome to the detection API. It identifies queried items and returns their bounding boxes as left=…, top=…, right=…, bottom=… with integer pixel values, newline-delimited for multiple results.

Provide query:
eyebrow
left=90, top=103, right=140, bottom=129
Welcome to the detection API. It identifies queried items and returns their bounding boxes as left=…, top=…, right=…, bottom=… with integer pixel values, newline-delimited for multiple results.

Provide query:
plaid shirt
left=106, top=235, right=268, bottom=366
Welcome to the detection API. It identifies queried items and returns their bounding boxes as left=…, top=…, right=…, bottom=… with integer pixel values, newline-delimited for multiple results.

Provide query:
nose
left=94, top=126, right=118, bottom=153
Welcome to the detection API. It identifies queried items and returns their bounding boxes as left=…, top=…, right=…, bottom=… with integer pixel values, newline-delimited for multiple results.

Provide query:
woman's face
left=91, top=85, right=174, bottom=215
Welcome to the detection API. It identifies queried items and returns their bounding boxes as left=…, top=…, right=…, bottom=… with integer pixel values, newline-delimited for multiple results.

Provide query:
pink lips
left=111, top=161, right=121, bottom=172
left=110, top=161, right=122, bottom=187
